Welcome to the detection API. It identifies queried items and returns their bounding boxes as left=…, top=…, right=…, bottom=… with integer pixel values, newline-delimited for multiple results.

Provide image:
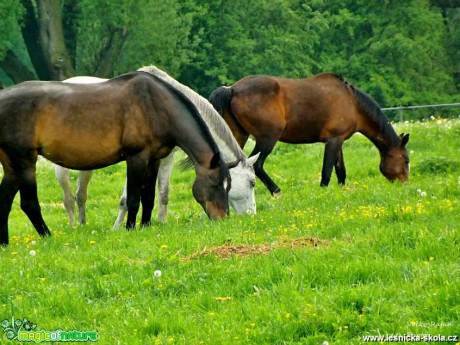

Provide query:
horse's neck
left=360, top=128, right=394, bottom=154
left=143, top=67, right=243, bottom=162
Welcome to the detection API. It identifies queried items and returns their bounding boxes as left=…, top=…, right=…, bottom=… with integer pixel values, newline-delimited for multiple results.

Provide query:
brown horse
left=210, top=73, right=410, bottom=196
left=0, top=71, right=232, bottom=246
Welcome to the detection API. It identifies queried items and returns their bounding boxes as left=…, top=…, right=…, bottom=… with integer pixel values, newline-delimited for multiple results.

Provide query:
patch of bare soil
left=181, top=237, right=328, bottom=262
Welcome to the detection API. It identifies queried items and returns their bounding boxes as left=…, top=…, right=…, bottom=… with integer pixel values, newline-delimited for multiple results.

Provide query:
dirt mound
left=181, top=237, right=328, bottom=262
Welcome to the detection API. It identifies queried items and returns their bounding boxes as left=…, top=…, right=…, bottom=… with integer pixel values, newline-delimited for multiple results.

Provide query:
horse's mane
left=118, top=71, right=222, bottom=156
left=339, top=76, right=400, bottom=147
left=138, top=66, right=246, bottom=162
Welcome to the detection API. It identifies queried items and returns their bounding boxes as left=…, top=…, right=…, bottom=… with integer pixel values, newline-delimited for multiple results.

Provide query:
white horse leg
left=112, top=182, right=128, bottom=230
left=55, top=165, right=75, bottom=227
left=157, top=151, right=175, bottom=223
left=76, top=170, right=93, bottom=225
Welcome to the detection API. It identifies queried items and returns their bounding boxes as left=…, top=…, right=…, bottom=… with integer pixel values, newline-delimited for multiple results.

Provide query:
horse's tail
left=209, top=86, right=233, bottom=115
left=346, top=81, right=400, bottom=147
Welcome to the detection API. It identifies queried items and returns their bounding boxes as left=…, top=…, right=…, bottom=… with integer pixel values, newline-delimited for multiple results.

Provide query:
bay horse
left=0, top=71, right=232, bottom=246
left=57, top=66, right=259, bottom=228
left=209, top=73, right=410, bottom=196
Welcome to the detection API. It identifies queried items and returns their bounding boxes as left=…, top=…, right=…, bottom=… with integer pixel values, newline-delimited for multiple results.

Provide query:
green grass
left=1, top=118, right=459, bottom=344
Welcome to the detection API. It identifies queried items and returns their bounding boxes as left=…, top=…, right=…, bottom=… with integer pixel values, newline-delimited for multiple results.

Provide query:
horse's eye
left=250, top=180, right=256, bottom=187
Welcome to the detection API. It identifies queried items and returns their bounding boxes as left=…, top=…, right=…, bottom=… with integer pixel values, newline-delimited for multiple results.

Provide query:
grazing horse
left=0, top=72, right=231, bottom=245
left=57, top=66, right=259, bottom=228
left=210, top=73, right=410, bottom=196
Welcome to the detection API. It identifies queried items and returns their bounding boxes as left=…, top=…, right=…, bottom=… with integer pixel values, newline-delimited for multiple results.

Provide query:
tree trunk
left=20, top=0, right=50, bottom=80
left=37, top=0, right=75, bottom=80
left=93, top=28, right=129, bottom=78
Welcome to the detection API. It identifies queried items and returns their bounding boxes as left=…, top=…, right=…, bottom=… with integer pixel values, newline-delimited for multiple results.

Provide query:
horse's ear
left=227, top=159, right=240, bottom=169
left=400, top=133, right=410, bottom=147
left=209, top=152, right=221, bottom=169
left=246, top=152, right=260, bottom=167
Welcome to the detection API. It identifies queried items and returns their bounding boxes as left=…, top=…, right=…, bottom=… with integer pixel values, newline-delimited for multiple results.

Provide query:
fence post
left=398, top=109, right=403, bottom=122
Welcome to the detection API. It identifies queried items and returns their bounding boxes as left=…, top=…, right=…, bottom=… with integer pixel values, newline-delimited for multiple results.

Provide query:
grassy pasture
left=0, top=118, right=459, bottom=344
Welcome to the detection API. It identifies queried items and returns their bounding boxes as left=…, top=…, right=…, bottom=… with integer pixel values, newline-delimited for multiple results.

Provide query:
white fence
left=382, top=103, right=460, bottom=121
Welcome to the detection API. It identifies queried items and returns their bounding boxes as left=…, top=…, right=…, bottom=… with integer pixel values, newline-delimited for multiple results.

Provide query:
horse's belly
left=280, top=120, right=324, bottom=143
left=39, top=138, right=123, bottom=170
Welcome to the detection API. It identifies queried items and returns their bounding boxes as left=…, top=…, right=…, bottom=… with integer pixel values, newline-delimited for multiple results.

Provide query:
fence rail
left=381, top=102, right=460, bottom=121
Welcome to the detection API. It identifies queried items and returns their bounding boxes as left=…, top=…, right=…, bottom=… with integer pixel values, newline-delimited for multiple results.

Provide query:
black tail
left=209, top=86, right=233, bottom=114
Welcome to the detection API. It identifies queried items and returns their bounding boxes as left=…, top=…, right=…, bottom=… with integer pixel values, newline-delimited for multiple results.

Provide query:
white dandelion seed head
left=420, top=191, right=427, bottom=197
left=154, top=270, right=162, bottom=277
left=29, top=250, right=36, bottom=256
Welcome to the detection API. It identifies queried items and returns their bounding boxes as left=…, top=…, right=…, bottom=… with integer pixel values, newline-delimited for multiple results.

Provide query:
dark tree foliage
left=0, top=0, right=458, bottom=113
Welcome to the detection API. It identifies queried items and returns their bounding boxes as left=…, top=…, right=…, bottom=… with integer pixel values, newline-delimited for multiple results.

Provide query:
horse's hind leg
left=19, top=167, right=51, bottom=238
left=250, top=139, right=281, bottom=196
left=157, top=151, right=175, bottom=223
left=321, top=137, right=344, bottom=187
left=113, top=182, right=127, bottom=230
left=55, top=165, right=75, bottom=226
left=334, top=148, right=346, bottom=185
left=0, top=174, right=20, bottom=246
left=76, top=170, right=93, bottom=225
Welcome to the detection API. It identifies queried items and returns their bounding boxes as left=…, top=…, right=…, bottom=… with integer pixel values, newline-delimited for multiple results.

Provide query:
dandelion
left=11, top=252, right=17, bottom=256
left=160, top=244, right=168, bottom=249
left=89, top=240, right=96, bottom=245
left=420, top=191, right=427, bottom=197
left=30, top=240, right=37, bottom=246
left=154, top=270, right=162, bottom=277
left=29, top=250, right=36, bottom=256
left=91, top=230, right=97, bottom=235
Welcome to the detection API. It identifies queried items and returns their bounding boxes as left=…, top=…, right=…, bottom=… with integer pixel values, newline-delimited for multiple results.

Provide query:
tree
left=0, top=0, right=196, bottom=84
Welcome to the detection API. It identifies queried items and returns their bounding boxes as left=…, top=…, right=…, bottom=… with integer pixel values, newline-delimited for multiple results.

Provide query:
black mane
left=127, top=71, right=221, bottom=155
left=339, top=78, right=400, bottom=147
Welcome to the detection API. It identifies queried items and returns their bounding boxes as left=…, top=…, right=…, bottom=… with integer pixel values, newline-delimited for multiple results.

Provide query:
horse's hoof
left=272, top=190, right=282, bottom=199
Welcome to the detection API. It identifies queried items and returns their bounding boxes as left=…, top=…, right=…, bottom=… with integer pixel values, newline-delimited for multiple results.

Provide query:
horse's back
left=0, top=74, right=161, bottom=169
left=229, top=73, right=358, bottom=143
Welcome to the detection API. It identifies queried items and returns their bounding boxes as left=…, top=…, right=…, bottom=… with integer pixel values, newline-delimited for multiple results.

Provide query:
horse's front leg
left=140, top=158, right=160, bottom=227
left=334, top=148, right=346, bottom=185
left=0, top=173, right=20, bottom=246
left=54, top=165, right=76, bottom=226
left=76, top=170, right=93, bottom=225
left=157, top=151, right=175, bottom=223
left=125, top=154, right=149, bottom=229
left=321, top=137, right=344, bottom=187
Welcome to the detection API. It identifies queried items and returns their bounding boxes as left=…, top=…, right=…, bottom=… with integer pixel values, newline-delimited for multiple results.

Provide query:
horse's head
left=227, top=153, right=259, bottom=215
left=193, top=152, right=231, bottom=220
left=380, top=133, right=410, bottom=183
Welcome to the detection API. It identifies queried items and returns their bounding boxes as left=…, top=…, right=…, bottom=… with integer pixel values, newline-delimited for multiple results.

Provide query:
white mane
left=138, top=65, right=246, bottom=163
